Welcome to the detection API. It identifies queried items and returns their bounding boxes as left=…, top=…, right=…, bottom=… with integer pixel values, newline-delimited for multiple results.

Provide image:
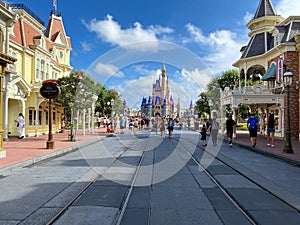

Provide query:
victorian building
left=221, top=0, right=300, bottom=139
left=141, top=63, right=176, bottom=118
left=5, top=3, right=72, bottom=140
left=0, top=1, right=17, bottom=157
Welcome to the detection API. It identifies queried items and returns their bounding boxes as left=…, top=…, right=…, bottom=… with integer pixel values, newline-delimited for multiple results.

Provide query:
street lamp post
left=208, top=99, right=213, bottom=119
left=283, top=69, right=294, bottom=154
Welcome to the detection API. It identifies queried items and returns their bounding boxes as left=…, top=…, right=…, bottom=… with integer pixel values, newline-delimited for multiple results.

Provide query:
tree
left=195, top=92, right=210, bottom=118
left=55, top=71, right=100, bottom=122
left=95, top=88, right=123, bottom=117
left=217, top=69, right=239, bottom=91
left=195, top=69, right=239, bottom=120
left=55, top=72, right=80, bottom=121
left=205, top=77, right=221, bottom=115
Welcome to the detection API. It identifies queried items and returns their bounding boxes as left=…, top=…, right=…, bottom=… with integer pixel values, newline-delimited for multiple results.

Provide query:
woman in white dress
left=15, top=113, right=25, bottom=139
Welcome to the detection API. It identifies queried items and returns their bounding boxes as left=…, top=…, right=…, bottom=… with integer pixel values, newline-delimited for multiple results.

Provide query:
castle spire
left=253, top=0, right=277, bottom=20
left=162, top=62, right=166, bottom=77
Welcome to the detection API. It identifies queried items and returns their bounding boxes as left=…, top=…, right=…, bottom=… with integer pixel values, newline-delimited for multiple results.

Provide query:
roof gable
left=45, top=14, right=70, bottom=48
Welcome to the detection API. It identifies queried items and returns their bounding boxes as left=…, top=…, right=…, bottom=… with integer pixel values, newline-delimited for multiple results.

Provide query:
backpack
left=248, top=117, right=258, bottom=130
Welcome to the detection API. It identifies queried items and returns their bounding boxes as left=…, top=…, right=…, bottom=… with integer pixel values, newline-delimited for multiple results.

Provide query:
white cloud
left=184, top=24, right=208, bottom=45
left=133, top=65, right=161, bottom=77
left=243, top=12, right=253, bottom=25
left=80, top=41, right=91, bottom=52
left=94, top=62, right=124, bottom=78
left=83, top=14, right=173, bottom=50
left=185, top=24, right=244, bottom=73
left=181, top=68, right=211, bottom=88
left=112, top=76, right=153, bottom=108
left=275, top=0, right=300, bottom=17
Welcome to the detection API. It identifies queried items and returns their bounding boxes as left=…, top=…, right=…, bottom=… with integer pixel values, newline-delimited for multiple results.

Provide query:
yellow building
left=5, top=4, right=72, bottom=139
left=0, top=1, right=17, bottom=158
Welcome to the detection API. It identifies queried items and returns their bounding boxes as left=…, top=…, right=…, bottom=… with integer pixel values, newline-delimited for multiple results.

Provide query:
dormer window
left=60, top=51, right=63, bottom=59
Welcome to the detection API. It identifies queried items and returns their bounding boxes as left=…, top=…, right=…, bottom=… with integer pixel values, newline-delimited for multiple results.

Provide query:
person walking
left=97, top=116, right=101, bottom=128
left=167, top=117, right=174, bottom=138
left=15, top=112, right=25, bottom=139
left=209, top=117, right=219, bottom=146
left=129, top=118, right=134, bottom=135
left=133, top=118, right=139, bottom=134
left=160, top=117, right=166, bottom=138
left=247, top=113, right=259, bottom=147
left=226, top=115, right=236, bottom=147
left=200, top=124, right=207, bottom=146
left=266, top=112, right=276, bottom=147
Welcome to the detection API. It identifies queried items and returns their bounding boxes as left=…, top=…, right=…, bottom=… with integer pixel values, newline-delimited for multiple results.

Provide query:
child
left=200, top=124, right=207, bottom=146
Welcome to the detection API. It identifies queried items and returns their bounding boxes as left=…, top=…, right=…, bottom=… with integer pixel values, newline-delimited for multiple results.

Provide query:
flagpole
left=53, top=0, right=57, bottom=11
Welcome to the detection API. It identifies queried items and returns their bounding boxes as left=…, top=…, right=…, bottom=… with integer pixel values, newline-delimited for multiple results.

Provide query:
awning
left=261, top=63, right=276, bottom=81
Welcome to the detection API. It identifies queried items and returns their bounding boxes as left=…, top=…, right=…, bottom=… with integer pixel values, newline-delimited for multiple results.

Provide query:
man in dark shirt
left=226, top=115, right=236, bottom=147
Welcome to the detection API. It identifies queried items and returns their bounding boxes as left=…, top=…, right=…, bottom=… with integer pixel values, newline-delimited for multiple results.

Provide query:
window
left=40, top=59, right=45, bottom=80
left=36, top=58, right=40, bottom=79
left=28, top=109, right=36, bottom=126
left=38, top=111, right=42, bottom=125
left=45, top=111, right=49, bottom=125
left=53, top=112, right=56, bottom=124
left=46, top=63, right=49, bottom=80
left=60, top=51, right=63, bottom=59
left=52, top=71, right=58, bottom=79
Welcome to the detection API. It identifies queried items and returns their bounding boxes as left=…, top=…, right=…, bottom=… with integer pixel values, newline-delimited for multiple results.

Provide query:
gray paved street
left=1, top=128, right=300, bottom=225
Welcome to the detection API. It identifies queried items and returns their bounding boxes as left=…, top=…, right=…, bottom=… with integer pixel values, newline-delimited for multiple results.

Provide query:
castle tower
left=161, top=63, right=166, bottom=108
left=141, top=62, right=177, bottom=118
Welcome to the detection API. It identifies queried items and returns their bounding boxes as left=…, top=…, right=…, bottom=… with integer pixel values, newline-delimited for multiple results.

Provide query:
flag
left=53, top=0, right=57, bottom=10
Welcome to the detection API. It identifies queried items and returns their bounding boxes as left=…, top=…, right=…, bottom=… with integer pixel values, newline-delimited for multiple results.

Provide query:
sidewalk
left=0, top=127, right=107, bottom=174
left=232, top=130, right=300, bottom=165
left=0, top=128, right=299, bottom=175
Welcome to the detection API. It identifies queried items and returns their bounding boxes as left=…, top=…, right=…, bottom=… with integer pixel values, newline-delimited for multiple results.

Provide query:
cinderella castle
left=141, top=63, right=180, bottom=117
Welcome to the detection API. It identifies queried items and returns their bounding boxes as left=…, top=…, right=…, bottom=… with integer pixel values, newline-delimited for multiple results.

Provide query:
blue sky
left=6, top=0, right=300, bottom=109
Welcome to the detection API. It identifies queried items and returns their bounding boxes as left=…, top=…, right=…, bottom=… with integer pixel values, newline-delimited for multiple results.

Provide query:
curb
left=0, top=137, right=104, bottom=176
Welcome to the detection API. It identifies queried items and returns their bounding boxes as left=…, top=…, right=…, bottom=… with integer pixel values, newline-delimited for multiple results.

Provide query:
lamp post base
left=283, top=146, right=294, bottom=154
left=46, top=140, right=55, bottom=149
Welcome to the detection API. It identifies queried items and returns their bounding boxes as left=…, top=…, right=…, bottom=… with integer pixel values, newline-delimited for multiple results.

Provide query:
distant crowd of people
left=199, top=111, right=277, bottom=148
left=97, top=111, right=278, bottom=148
left=97, top=115, right=180, bottom=138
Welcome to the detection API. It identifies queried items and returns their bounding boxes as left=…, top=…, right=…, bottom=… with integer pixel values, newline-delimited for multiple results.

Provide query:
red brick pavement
left=232, top=131, right=300, bottom=165
left=0, top=128, right=107, bottom=170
